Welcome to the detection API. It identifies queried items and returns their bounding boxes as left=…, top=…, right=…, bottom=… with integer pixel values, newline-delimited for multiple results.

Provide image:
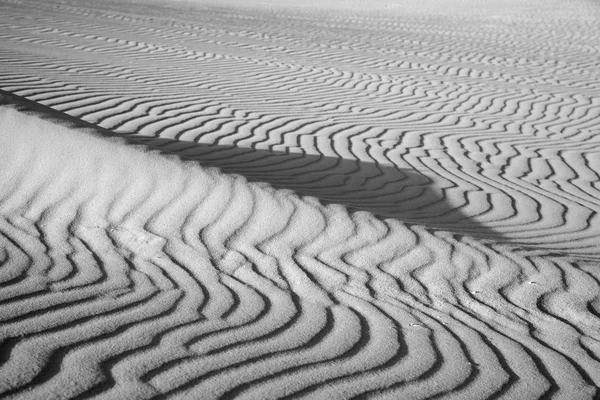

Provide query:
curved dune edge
left=1, top=0, right=600, bottom=254
left=1, top=106, right=599, bottom=399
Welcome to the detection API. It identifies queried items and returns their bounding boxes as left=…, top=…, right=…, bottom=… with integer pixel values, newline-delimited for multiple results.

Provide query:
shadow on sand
left=1, top=90, right=501, bottom=241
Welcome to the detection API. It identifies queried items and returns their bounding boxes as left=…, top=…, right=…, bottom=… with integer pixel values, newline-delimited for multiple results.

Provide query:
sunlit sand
left=1, top=0, right=599, bottom=398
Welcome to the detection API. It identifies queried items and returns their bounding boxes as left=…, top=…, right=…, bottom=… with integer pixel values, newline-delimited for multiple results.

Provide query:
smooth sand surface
left=1, top=0, right=599, bottom=398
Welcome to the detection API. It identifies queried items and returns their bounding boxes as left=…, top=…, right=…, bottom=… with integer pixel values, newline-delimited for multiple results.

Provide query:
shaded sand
left=1, top=106, right=600, bottom=398
left=0, top=90, right=502, bottom=242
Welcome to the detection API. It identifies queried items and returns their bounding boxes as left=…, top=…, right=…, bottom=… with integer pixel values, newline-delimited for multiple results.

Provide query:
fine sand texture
left=1, top=0, right=600, bottom=399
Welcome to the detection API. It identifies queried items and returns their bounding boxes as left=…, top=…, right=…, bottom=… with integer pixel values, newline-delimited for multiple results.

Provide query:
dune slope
left=1, top=106, right=599, bottom=399
left=0, top=0, right=599, bottom=253
left=1, top=0, right=600, bottom=398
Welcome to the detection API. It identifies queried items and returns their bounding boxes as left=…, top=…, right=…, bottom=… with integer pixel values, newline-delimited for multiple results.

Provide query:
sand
left=0, top=0, right=599, bottom=398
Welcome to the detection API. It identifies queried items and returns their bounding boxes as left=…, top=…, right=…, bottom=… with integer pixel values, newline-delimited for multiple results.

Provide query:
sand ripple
left=0, top=107, right=599, bottom=399
left=1, top=0, right=600, bottom=398
left=0, top=0, right=599, bottom=253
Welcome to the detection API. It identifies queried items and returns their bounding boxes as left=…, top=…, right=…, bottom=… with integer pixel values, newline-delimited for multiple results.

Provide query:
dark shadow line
left=0, top=89, right=503, bottom=241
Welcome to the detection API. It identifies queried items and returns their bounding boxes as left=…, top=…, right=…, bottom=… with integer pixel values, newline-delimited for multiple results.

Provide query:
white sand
left=0, top=0, right=600, bottom=398
left=1, top=106, right=599, bottom=398
left=1, top=0, right=600, bottom=253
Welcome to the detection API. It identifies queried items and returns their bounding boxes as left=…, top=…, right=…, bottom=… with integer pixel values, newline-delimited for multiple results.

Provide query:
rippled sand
left=1, top=0, right=599, bottom=398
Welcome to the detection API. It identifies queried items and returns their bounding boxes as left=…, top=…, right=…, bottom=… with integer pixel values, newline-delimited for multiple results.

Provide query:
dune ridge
left=1, top=106, right=600, bottom=398
left=0, top=0, right=600, bottom=253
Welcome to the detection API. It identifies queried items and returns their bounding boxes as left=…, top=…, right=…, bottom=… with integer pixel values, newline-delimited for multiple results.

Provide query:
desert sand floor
left=0, top=0, right=600, bottom=398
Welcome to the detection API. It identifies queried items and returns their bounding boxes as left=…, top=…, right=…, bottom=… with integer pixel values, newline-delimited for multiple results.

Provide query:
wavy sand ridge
left=1, top=0, right=600, bottom=253
left=1, top=106, right=600, bottom=399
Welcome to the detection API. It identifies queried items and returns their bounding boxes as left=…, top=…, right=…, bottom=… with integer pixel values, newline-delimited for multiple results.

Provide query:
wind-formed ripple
left=1, top=0, right=600, bottom=398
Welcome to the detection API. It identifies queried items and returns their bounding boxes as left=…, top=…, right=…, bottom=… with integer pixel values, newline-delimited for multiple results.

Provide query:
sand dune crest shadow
left=149, top=140, right=501, bottom=235
left=1, top=90, right=501, bottom=241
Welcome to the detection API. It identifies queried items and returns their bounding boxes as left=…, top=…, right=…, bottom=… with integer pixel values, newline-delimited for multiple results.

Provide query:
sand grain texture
left=1, top=0, right=600, bottom=398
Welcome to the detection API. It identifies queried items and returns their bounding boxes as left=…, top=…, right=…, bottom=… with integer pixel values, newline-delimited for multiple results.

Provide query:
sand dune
left=1, top=0, right=600, bottom=398
left=1, top=105, right=599, bottom=399
left=1, top=0, right=600, bottom=253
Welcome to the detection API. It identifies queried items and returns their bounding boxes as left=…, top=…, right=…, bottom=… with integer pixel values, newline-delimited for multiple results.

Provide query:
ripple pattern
left=1, top=0, right=600, bottom=398
left=0, top=0, right=599, bottom=253
left=1, top=106, right=599, bottom=399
